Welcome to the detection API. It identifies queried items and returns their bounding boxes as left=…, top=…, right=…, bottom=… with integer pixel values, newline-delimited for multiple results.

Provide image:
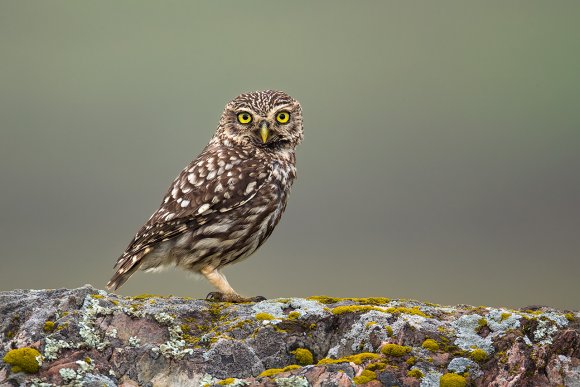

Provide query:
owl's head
left=216, top=90, right=303, bottom=150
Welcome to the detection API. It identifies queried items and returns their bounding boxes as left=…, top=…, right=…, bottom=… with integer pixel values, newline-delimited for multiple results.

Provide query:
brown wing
left=107, top=146, right=272, bottom=289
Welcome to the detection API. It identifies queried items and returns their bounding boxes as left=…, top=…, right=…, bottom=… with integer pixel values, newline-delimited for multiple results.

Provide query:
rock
left=0, top=286, right=578, bottom=386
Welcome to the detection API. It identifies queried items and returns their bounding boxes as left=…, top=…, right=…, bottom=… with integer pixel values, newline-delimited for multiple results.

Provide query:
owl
left=106, top=90, right=303, bottom=302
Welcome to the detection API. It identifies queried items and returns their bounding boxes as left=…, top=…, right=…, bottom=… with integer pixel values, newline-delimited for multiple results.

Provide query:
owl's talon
left=206, top=291, right=224, bottom=301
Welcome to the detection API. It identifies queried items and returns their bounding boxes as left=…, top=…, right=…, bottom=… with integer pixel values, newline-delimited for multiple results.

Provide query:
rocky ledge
left=0, top=286, right=578, bottom=386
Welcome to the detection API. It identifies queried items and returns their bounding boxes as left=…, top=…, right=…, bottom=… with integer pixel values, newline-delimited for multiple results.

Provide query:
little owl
left=107, top=90, right=303, bottom=302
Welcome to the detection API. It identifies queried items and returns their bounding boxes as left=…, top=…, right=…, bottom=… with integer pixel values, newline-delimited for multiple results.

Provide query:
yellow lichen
left=309, top=323, right=317, bottom=330
left=317, top=352, right=380, bottom=365
left=406, top=356, right=417, bottom=365
left=287, top=311, right=300, bottom=320
left=407, top=369, right=424, bottom=378
left=3, top=347, right=42, bottom=374
left=421, top=339, right=439, bottom=351
left=564, top=313, right=575, bottom=322
left=385, top=325, right=394, bottom=336
left=90, top=294, right=104, bottom=299
left=476, top=318, right=488, bottom=333
left=500, top=312, right=512, bottom=321
left=469, top=348, right=488, bottom=363
left=291, top=348, right=313, bottom=365
left=255, top=312, right=275, bottom=321
left=365, top=321, right=377, bottom=328
left=43, top=321, right=55, bottom=333
left=352, top=369, right=376, bottom=384
left=381, top=343, right=411, bottom=357
left=259, top=364, right=300, bottom=377
left=218, top=378, right=235, bottom=385
left=440, top=373, right=467, bottom=387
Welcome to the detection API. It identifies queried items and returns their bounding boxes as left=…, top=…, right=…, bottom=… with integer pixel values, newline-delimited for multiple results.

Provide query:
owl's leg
left=201, top=267, right=265, bottom=303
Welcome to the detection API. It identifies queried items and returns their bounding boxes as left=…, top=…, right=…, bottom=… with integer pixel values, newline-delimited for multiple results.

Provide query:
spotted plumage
left=107, top=90, right=303, bottom=302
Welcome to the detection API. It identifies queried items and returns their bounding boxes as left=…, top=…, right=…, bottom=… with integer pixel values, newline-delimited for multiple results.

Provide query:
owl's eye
left=237, top=112, right=253, bottom=124
left=276, top=111, right=290, bottom=124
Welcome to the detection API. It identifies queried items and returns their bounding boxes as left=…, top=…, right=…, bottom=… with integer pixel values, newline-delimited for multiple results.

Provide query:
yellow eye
left=237, top=112, right=253, bottom=124
left=276, top=111, right=290, bottom=124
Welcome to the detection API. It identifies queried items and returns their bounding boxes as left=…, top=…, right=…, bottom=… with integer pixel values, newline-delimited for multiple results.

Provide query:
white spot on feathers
left=198, top=203, right=210, bottom=214
left=244, top=181, right=257, bottom=194
left=181, top=200, right=190, bottom=207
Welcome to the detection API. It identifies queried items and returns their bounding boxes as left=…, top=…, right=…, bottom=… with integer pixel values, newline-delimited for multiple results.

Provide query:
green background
left=1, top=1, right=579, bottom=310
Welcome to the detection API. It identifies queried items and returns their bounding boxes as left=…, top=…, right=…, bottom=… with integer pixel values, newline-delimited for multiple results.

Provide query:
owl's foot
left=206, top=292, right=266, bottom=303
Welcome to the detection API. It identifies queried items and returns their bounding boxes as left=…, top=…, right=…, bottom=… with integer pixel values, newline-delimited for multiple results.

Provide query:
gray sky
left=1, top=1, right=579, bottom=310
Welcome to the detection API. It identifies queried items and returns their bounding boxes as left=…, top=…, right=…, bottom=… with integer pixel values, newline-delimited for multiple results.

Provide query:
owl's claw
left=206, top=292, right=266, bottom=303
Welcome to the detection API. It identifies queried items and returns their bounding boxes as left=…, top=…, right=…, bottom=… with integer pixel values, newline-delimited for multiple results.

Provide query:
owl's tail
left=106, top=250, right=147, bottom=291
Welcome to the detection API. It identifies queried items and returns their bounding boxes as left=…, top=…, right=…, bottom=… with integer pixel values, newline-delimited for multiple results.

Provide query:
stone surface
left=0, top=286, right=578, bottom=386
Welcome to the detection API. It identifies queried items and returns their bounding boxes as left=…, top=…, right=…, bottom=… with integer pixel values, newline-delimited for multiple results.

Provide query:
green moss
left=500, top=312, right=512, bottom=321
left=259, top=364, right=300, bottom=377
left=307, top=296, right=390, bottom=305
left=43, top=321, right=55, bottom=333
left=421, top=339, right=439, bottom=351
left=352, top=369, right=376, bottom=384
left=406, top=356, right=417, bottom=365
left=385, top=326, right=394, bottom=336
left=469, top=348, right=488, bottom=363
left=565, top=313, right=575, bottom=322
left=381, top=343, right=411, bottom=357
left=255, top=312, right=275, bottom=321
left=110, top=300, right=119, bottom=306
left=366, top=362, right=386, bottom=371
left=182, top=333, right=199, bottom=345
left=307, top=295, right=342, bottom=304
left=385, top=306, right=428, bottom=317
left=90, top=294, right=104, bottom=299
left=218, top=378, right=235, bottom=385
left=309, top=323, right=317, bottom=330
left=56, top=323, right=69, bottom=331
left=287, top=311, right=300, bottom=320
left=317, top=352, right=380, bottom=365
left=291, top=348, right=313, bottom=365
left=131, top=293, right=162, bottom=300
left=476, top=318, right=488, bottom=333
left=407, top=369, right=424, bottom=378
left=440, top=373, right=467, bottom=387
left=3, top=347, right=41, bottom=373
left=365, top=321, right=377, bottom=328
left=331, top=305, right=385, bottom=315
left=497, top=351, right=508, bottom=364
left=332, top=305, right=429, bottom=317
left=6, top=331, right=14, bottom=339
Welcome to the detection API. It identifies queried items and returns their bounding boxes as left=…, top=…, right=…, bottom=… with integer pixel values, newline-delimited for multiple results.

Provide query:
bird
left=106, top=90, right=303, bottom=302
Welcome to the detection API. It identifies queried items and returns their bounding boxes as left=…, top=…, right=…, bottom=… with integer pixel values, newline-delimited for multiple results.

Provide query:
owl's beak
left=260, top=122, right=270, bottom=144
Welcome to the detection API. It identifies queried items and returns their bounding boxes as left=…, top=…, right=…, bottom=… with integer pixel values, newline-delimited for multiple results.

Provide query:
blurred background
left=1, top=1, right=579, bottom=310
